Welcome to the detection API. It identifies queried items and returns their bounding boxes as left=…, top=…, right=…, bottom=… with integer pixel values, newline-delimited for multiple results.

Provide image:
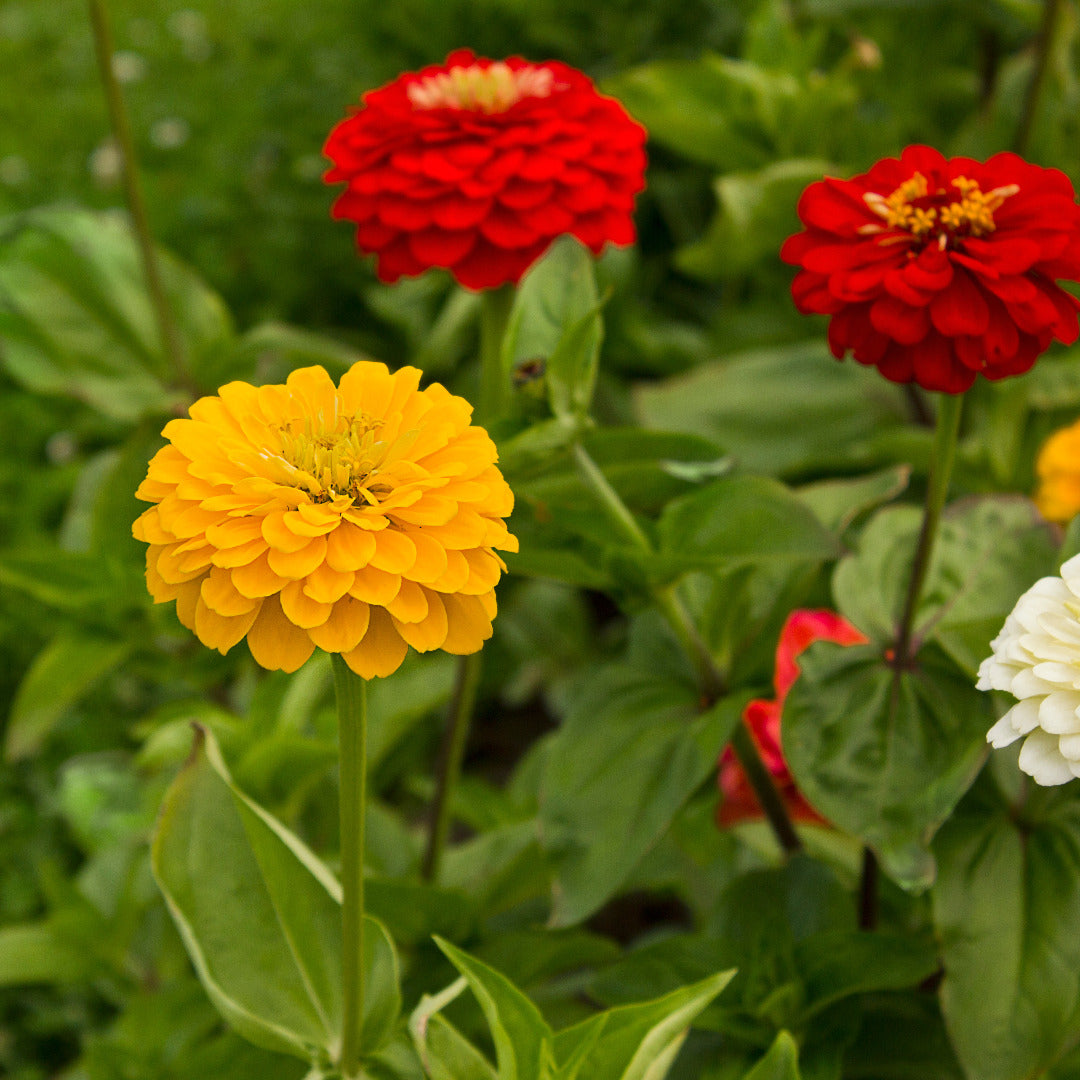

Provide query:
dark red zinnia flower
left=718, top=610, right=867, bottom=828
left=781, top=145, right=1080, bottom=393
left=323, top=49, right=647, bottom=290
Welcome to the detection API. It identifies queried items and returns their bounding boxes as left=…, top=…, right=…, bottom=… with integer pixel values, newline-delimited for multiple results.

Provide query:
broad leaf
left=784, top=643, right=990, bottom=889
left=652, top=475, right=839, bottom=582
left=933, top=782, right=1080, bottom=1080
left=539, top=649, right=749, bottom=926
left=152, top=725, right=400, bottom=1061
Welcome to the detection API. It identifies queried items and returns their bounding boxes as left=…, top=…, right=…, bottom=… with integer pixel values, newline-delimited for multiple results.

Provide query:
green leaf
left=410, top=978, right=498, bottom=1080
left=152, top=725, right=400, bottom=1061
left=539, top=646, right=749, bottom=926
left=552, top=970, right=736, bottom=1080
left=0, top=919, right=97, bottom=986
left=633, top=342, right=909, bottom=479
left=501, top=236, right=602, bottom=424
left=832, top=498, right=1056, bottom=675
left=653, top=475, right=839, bottom=582
left=933, top=784, right=1080, bottom=1080
left=796, top=466, right=911, bottom=536
left=677, top=160, right=832, bottom=282
left=434, top=937, right=556, bottom=1080
left=6, top=630, right=130, bottom=760
left=741, top=1032, right=801, bottom=1080
left=0, top=208, right=232, bottom=417
left=784, top=643, right=990, bottom=889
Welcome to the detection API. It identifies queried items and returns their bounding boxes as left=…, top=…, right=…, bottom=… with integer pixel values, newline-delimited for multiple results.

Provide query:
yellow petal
left=303, top=561, right=355, bottom=605
left=194, top=595, right=261, bottom=652
left=246, top=595, right=316, bottom=672
left=401, top=529, right=448, bottom=584
left=201, top=566, right=259, bottom=616
left=280, top=579, right=333, bottom=628
left=427, top=549, right=470, bottom=593
left=267, top=535, right=328, bottom=579
left=342, top=607, right=409, bottom=679
left=458, top=548, right=504, bottom=594
left=145, top=550, right=182, bottom=603
left=262, top=510, right=313, bottom=553
left=395, top=591, right=448, bottom=652
left=307, top=597, right=370, bottom=653
left=441, top=593, right=494, bottom=654
left=369, top=529, right=417, bottom=574
left=385, top=579, right=428, bottom=623
left=175, top=579, right=204, bottom=631
left=205, top=516, right=264, bottom=550
left=326, top=522, right=377, bottom=572
left=211, top=537, right=270, bottom=568
left=231, top=551, right=289, bottom=599
left=348, top=565, right=401, bottom=606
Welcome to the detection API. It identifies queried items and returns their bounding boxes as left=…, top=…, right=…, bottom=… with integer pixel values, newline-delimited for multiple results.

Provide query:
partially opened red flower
left=781, top=145, right=1080, bottom=393
left=323, top=49, right=646, bottom=290
left=718, top=610, right=867, bottom=827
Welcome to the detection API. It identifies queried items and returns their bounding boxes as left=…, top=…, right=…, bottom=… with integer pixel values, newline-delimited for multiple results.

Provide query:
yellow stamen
left=407, top=61, right=555, bottom=113
left=863, top=172, right=1018, bottom=244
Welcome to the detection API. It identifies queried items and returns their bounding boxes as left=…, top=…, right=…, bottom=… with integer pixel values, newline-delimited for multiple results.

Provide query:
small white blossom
left=977, top=554, right=1080, bottom=785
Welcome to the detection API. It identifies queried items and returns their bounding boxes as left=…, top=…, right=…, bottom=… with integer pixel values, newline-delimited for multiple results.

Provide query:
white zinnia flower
left=977, top=553, right=1080, bottom=785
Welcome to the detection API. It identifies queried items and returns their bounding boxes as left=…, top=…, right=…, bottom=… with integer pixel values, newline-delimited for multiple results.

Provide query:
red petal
left=929, top=269, right=990, bottom=336
left=407, top=227, right=477, bottom=267
left=870, top=296, right=930, bottom=344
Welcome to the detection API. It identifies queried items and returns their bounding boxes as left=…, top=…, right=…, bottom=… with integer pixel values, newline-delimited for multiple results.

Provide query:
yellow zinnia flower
left=1035, top=418, right=1080, bottom=524
left=133, top=362, right=517, bottom=678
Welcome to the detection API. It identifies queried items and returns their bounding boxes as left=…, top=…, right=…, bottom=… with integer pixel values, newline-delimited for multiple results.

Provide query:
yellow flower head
left=133, top=362, right=517, bottom=678
left=1035, top=418, right=1080, bottom=525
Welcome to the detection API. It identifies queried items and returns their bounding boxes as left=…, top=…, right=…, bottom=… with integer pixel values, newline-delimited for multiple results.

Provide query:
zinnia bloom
left=1035, top=418, right=1080, bottom=524
left=718, top=609, right=867, bottom=827
left=132, top=362, right=517, bottom=678
left=781, top=145, right=1080, bottom=393
left=323, top=49, right=647, bottom=290
left=978, top=554, right=1080, bottom=785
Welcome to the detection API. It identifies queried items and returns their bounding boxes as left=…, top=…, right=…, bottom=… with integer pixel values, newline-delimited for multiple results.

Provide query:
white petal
left=1006, top=697, right=1043, bottom=736
left=1059, top=733, right=1080, bottom=760
left=1033, top=662, right=1080, bottom=690
left=1060, top=552, right=1080, bottom=580
left=1039, top=691, right=1080, bottom=734
left=1012, top=668, right=1059, bottom=697
left=1037, top=612, right=1080, bottom=645
left=1021, top=634, right=1080, bottom=663
left=988, top=713, right=1023, bottom=748
left=976, top=658, right=1021, bottom=692
left=1018, top=730, right=1077, bottom=786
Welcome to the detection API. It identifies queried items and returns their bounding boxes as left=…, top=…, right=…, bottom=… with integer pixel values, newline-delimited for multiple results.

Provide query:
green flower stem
left=572, top=439, right=803, bottom=856
left=87, top=0, right=191, bottom=390
left=893, top=391, right=964, bottom=669
left=477, top=284, right=515, bottom=424
left=332, top=655, right=367, bottom=1078
left=1013, top=0, right=1063, bottom=156
left=421, top=650, right=483, bottom=883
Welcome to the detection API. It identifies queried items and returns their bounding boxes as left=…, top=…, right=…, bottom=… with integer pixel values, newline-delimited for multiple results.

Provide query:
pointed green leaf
left=741, top=1032, right=800, bottom=1080
left=434, top=937, right=555, bottom=1080
left=410, top=977, right=498, bottom=1080
left=553, top=970, right=736, bottom=1080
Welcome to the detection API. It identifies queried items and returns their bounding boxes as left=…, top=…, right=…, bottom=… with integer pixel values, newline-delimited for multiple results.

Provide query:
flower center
left=862, top=172, right=1019, bottom=246
left=275, top=414, right=390, bottom=505
left=407, top=61, right=555, bottom=113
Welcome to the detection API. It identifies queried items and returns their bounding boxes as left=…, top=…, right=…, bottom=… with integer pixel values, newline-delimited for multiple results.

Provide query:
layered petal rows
left=133, top=362, right=517, bottom=678
left=979, top=555, right=1080, bottom=785
left=781, top=145, right=1080, bottom=393
left=718, top=610, right=867, bottom=827
left=323, top=49, right=647, bottom=290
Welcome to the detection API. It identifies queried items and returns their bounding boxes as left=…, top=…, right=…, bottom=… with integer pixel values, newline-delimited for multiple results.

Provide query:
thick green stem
left=1013, top=0, right=1063, bottom=156
left=477, top=284, right=515, bottom=424
left=332, top=655, right=367, bottom=1078
left=893, top=392, right=964, bottom=668
left=422, top=650, right=483, bottom=883
left=87, top=0, right=191, bottom=390
left=571, top=439, right=802, bottom=856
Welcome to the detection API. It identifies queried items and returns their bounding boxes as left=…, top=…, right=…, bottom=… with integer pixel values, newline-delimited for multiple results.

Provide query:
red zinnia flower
left=323, top=49, right=647, bottom=290
left=718, top=610, right=867, bottom=828
left=781, top=145, right=1080, bottom=393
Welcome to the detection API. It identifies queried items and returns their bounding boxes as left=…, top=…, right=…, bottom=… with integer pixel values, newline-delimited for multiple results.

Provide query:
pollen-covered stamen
left=274, top=413, right=392, bottom=505
left=860, top=171, right=1020, bottom=243
left=407, top=61, right=555, bottom=113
